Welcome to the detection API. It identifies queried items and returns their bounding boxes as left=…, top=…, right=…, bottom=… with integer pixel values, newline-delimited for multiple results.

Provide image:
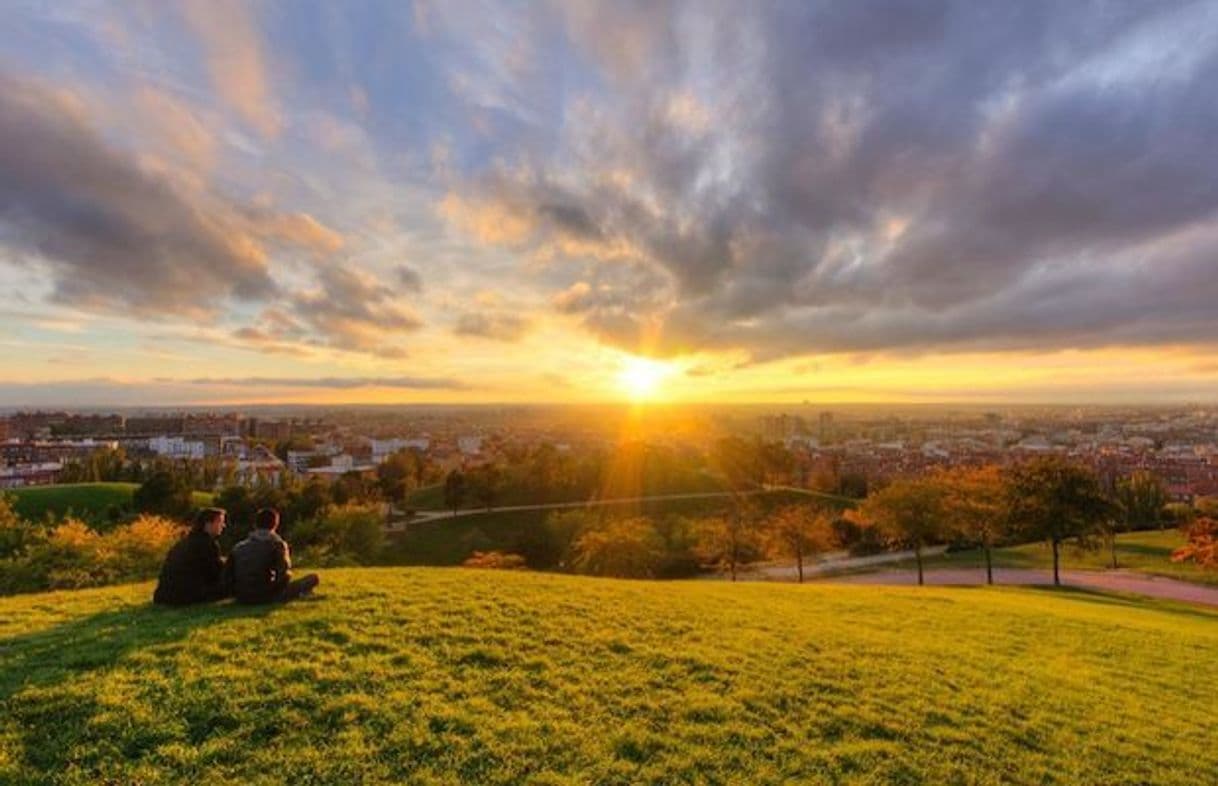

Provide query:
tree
left=693, top=502, right=763, bottom=581
left=937, top=465, right=1005, bottom=584
left=467, top=464, right=502, bottom=511
left=571, top=517, right=666, bottom=578
left=443, top=470, right=467, bottom=515
left=1004, top=456, right=1115, bottom=586
left=854, top=478, right=947, bottom=585
left=133, top=471, right=193, bottom=519
left=1172, top=517, right=1218, bottom=569
left=1115, top=470, right=1168, bottom=532
left=763, top=505, right=835, bottom=583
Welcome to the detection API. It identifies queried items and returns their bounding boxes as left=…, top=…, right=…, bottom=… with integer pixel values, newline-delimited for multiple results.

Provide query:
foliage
left=443, top=470, right=467, bottom=514
left=854, top=478, right=948, bottom=585
left=1116, top=470, right=1168, bottom=530
left=1172, top=517, right=1218, bottom=569
left=462, top=551, right=527, bottom=570
left=935, top=465, right=1006, bottom=583
left=762, top=505, right=836, bottom=582
left=572, top=518, right=667, bottom=578
left=1004, top=456, right=1115, bottom=586
left=0, top=514, right=183, bottom=594
left=692, top=503, right=764, bottom=581
left=292, top=504, right=387, bottom=566
left=1, top=570, right=1217, bottom=784
left=133, top=471, right=194, bottom=519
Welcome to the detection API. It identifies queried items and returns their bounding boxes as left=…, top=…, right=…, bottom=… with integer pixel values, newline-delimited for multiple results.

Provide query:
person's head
left=195, top=507, right=227, bottom=537
left=254, top=507, right=280, bottom=532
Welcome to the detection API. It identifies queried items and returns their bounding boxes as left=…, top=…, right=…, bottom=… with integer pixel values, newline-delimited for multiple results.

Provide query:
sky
left=2, top=0, right=1218, bottom=407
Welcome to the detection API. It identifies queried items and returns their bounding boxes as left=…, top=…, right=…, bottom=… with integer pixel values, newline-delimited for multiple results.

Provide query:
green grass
left=863, top=530, right=1218, bottom=587
left=404, top=474, right=731, bottom=512
left=392, top=489, right=849, bottom=566
left=1, top=569, right=1216, bottom=784
left=7, top=483, right=215, bottom=528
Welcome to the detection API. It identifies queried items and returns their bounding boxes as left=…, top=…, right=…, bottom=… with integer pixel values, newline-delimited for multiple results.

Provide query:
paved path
left=821, top=568, right=1218, bottom=607
left=740, top=547, right=951, bottom=582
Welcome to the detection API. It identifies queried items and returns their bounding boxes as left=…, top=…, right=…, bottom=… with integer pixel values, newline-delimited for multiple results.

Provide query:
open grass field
left=6, top=483, right=215, bottom=527
left=856, top=530, right=1218, bottom=587
left=2, top=568, right=1216, bottom=784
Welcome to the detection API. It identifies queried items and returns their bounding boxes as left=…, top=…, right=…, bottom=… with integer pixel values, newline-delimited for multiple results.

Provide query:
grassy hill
left=7, top=483, right=214, bottom=526
left=2, top=570, right=1216, bottom=784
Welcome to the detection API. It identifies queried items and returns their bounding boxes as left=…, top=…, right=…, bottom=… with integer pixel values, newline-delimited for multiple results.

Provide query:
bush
left=292, top=504, right=386, bottom=566
left=463, top=551, right=527, bottom=570
left=0, top=514, right=184, bottom=594
left=572, top=518, right=667, bottom=578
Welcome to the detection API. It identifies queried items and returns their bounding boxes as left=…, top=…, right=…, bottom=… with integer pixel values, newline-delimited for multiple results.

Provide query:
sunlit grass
left=2, top=568, right=1217, bottom=784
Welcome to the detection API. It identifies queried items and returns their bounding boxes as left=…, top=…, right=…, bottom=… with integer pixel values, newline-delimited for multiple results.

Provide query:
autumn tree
left=764, top=505, right=836, bottom=583
left=572, top=517, right=666, bottom=578
left=855, top=478, right=947, bottom=585
left=1004, top=456, right=1114, bottom=586
left=694, top=501, right=763, bottom=581
left=936, top=465, right=1005, bottom=584
left=1171, top=517, right=1218, bottom=569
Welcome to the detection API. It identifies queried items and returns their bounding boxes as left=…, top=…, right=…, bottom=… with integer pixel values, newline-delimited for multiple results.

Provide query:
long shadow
left=0, top=600, right=275, bottom=701
left=2, top=599, right=283, bottom=780
left=1020, top=585, right=1218, bottom=622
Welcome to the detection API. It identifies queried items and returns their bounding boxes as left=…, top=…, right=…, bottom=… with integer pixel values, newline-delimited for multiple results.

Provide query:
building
left=370, top=437, right=430, bottom=463
left=457, top=436, right=483, bottom=455
left=148, top=435, right=205, bottom=460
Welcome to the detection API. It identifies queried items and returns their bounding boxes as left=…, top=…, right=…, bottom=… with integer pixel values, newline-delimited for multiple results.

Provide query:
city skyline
left=3, top=2, right=1218, bottom=406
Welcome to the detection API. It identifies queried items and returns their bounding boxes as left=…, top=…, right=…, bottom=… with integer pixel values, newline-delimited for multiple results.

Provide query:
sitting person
left=229, top=508, right=319, bottom=604
left=153, top=507, right=231, bottom=606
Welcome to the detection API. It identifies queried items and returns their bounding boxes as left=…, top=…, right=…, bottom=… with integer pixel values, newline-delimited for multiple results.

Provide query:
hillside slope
left=2, top=569, right=1216, bottom=785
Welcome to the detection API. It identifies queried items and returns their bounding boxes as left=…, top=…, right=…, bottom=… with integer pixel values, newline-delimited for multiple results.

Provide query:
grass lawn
left=1, top=569, right=1216, bottom=784
left=404, top=474, right=731, bottom=512
left=391, top=489, right=850, bottom=566
left=6, top=483, right=216, bottom=528
left=861, top=529, right=1218, bottom=587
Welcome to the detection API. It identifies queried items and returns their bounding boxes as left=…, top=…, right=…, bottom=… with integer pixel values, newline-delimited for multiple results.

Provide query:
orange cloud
left=180, top=0, right=281, bottom=138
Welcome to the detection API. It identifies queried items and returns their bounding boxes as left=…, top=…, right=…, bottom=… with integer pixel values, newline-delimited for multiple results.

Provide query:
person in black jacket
left=229, top=508, right=319, bottom=604
left=153, top=507, right=231, bottom=606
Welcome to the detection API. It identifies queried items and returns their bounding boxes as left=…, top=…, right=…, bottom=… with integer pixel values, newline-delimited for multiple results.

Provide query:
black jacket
left=153, top=529, right=229, bottom=605
left=229, top=529, right=292, bottom=604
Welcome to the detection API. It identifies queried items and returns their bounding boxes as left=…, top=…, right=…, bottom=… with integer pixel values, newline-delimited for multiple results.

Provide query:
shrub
left=572, top=518, right=666, bottom=578
left=463, top=551, right=527, bottom=570
left=292, top=504, right=386, bottom=565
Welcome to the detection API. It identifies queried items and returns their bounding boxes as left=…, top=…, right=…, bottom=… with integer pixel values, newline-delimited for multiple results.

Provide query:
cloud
left=438, top=1, right=1218, bottom=361
left=453, top=311, right=530, bottom=342
left=397, top=265, right=424, bottom=292
left=289, top=265, right=423, bottom=357
left=0, top=71, right=338, bottom=318
left=179, top=0, right=281, bottom=138
left=181, top=376, right=467, bottom=389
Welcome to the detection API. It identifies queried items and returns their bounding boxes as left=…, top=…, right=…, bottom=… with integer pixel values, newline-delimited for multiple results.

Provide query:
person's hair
left=193, top=507, right=226, bottom=531
left=254, top=508, right=280, bottom=531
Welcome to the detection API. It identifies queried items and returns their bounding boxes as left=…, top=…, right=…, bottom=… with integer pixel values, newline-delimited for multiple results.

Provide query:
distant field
left=1, top=568, right=1215, bottom=784
left=6, top=483, right=215, bottom=527
left=391, top=488, right=851, bottom=566
left=843, top=529, right=1218, bottom=587
left=404, top=473, right=731, bottom=511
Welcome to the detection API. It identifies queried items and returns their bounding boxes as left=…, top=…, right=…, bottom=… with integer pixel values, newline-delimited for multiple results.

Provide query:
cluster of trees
left=852, top=457, right=1169, bottom=586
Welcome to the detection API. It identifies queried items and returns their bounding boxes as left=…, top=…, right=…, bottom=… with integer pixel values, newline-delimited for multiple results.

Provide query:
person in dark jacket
left=153, top=507, right=231, bottom=606
left=229, top=508, right=319, bottom=604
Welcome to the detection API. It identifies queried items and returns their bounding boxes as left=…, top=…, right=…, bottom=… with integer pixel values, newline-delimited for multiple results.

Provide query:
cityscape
left=2, top=1, right=1217, bottom=784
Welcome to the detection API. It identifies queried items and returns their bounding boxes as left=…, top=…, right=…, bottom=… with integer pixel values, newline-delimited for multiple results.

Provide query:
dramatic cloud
left=288, top=266, right=423, bottom=358
left=438, top=0, right=1218, bottom=360
left=453, top=311, right=531, bottom=342
left=0, top=72, right=339, bottom=318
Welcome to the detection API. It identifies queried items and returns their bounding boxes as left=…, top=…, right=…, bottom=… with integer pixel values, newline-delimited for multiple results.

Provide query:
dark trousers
left=277, top=573, right=320, bottom=602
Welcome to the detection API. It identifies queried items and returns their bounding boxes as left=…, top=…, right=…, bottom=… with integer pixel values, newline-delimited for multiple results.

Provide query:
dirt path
left=821, top=568, right=1218, bottom=607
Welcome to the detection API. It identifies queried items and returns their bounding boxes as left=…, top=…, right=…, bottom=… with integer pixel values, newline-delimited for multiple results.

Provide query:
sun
left=616, top=355, right=676, bottom=401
